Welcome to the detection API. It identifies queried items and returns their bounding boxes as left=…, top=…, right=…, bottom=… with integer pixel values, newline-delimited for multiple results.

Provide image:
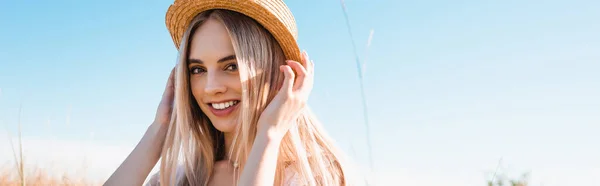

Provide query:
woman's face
left=188, top=18, right=242, bottom=133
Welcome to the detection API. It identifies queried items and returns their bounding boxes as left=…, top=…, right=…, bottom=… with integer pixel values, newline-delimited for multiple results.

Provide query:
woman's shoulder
left=146, top=163, right=303, bottom=185
left=145, top=165, right=186, bottom=186
left=146, top=172, right=160, bottom=186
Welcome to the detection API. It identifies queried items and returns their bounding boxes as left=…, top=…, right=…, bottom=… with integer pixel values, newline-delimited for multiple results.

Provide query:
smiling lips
left=208, top=100, right=240, bottom=117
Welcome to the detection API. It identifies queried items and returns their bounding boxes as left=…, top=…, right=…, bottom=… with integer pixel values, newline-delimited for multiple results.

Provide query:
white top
left=283, top=166, right=302, bottom=186
left=145, top=166, right=302, bottom=186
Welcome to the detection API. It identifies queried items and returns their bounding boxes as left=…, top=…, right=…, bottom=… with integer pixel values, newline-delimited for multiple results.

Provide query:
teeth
left=212, top=101, right=238, bottom=110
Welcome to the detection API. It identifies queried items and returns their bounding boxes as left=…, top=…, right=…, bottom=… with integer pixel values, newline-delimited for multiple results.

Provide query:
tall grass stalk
left=491, top=157, right=503, bottom=184
left=340, top=0, right=374, bottom=172
left=18, top=104, right=25, bottom=186
left=5, top=122, right=21, bottom=185
left=8, top=103, right=26, bottom=186
left=2, top=93, right=26, bottom=185
left=339, top=1, right=376, bottom=186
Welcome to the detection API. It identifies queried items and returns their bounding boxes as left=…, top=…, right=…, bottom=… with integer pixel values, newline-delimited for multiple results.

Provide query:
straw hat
left=165, top=0, right=301, bottom=62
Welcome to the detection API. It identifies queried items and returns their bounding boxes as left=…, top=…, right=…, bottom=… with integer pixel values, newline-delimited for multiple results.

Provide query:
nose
left=204, top=71, right=227, bottom=95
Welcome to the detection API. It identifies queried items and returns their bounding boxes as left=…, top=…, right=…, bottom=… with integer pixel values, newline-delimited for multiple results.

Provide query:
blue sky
left=1, top=0, right=599, bottom=185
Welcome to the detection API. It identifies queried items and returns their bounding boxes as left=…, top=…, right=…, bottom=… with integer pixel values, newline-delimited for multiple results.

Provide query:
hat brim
left=166, top=0, right=301, bottom=62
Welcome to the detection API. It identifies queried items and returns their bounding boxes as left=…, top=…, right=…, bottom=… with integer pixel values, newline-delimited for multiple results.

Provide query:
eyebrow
left=189, top=55, right=236, bottom=64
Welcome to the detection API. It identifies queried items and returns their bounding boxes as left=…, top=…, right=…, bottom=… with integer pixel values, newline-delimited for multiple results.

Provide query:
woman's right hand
left=153, top=67, right=175, bottom=126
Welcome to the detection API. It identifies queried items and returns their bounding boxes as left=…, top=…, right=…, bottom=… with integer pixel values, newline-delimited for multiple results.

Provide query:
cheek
left=229, top=75, right=243, bottom=94
left=189, top=77, right=205, bottom=102
left=233, top=79, right=242, bottom=93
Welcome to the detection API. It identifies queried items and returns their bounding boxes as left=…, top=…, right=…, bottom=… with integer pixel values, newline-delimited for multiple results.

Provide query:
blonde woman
left=105, top=1, right=353, bottom=185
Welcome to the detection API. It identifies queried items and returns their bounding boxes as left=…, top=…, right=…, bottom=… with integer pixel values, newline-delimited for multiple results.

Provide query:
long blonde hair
left=159, top=9, right=351, bottom=186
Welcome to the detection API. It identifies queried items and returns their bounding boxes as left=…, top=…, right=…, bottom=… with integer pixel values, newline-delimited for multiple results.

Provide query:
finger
left=301, top=50, right=314, bottom=75
left=301, top=50, right=309, bottom=70
left=168, top=67, right=175, bottom=86
left=287, top=60, right=306, bottom=91
left=280, top=65, right=295, bottom=94
left=162, top=67, right=176, bottom=100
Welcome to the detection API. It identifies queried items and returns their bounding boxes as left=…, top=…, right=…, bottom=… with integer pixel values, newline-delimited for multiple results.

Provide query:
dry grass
left=0, top=164, right=102, bottom=186
left=1, top=104, right=104, bottom=186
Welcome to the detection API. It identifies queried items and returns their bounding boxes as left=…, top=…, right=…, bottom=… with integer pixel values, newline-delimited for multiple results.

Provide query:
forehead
left=188, top=18, right=235, bottom=63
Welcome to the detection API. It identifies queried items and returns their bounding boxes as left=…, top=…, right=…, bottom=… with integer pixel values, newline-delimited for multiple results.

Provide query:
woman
left=105, top=0, right=352, bottom=185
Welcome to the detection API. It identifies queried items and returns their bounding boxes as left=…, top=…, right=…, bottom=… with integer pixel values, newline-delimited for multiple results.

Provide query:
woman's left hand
left=257, top=51, right=314, bottom=141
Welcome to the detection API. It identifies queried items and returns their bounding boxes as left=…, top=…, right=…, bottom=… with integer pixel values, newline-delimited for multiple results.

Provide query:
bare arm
left=238, top=130, right=282, bottom=186
left=238, top=51, right=313, bottom=186
left=104, top=122, right=168, bottom=186
left=104, top=68, right=175, bottom=186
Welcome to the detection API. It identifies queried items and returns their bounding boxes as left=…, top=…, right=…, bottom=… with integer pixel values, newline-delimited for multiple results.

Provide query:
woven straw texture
left=165, top=0, right=301, bottom=62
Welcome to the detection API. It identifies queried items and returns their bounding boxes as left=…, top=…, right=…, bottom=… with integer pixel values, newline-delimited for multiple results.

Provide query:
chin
left=210, top=119, right=238, bottom=133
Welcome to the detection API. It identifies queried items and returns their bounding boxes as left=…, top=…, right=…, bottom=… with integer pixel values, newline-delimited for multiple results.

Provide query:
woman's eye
left=225, top=63, right=238, bottom=71
left=190, top=67, right=206, bottom=74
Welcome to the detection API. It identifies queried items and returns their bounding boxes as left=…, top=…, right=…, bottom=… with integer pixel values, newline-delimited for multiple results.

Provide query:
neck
left=223, top=132, right=235, bottom=160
